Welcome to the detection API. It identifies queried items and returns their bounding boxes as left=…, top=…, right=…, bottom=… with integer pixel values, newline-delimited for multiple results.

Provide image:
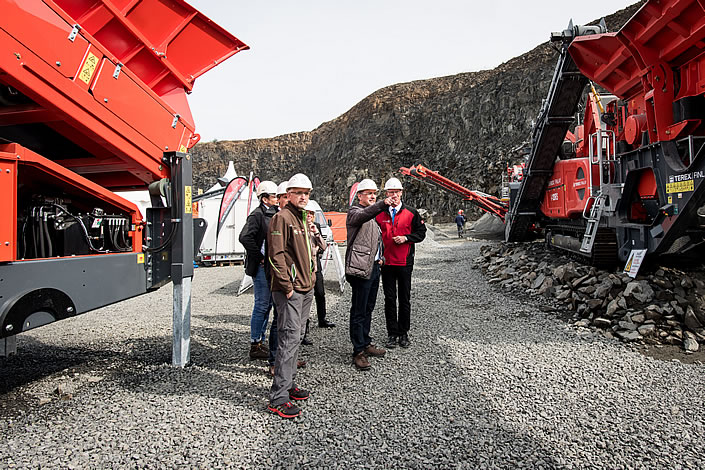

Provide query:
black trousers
left=348, top=263, right=380, bottom=355
left=313, top=257, right=326, bottom=323
left=381, top=264, right=413, bottom=337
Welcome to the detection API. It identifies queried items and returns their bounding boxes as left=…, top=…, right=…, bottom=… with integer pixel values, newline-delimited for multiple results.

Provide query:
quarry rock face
left=191, top=4, right=642, bottom=216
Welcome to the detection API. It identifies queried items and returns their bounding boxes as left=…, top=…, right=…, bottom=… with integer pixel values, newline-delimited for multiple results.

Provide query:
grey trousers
left=270, top=289, right=313, bottom=405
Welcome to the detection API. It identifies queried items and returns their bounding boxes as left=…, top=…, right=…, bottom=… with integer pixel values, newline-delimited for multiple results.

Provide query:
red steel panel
left=569, top=34, right=641, bottom=99
left=0, top=153, right=18, bottom=262
left=49, top=0, right=249, bottom=94
left=541, top=158, right=597, bottom=219
left=90, top=56, right=188, bottom=152
left=569, top=0, right=705, bottom=143
left=0, top=0, right=246, bottom=187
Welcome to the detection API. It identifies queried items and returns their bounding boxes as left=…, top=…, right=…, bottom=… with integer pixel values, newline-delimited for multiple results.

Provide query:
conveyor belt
left=504, top=41, right=588, bottom=241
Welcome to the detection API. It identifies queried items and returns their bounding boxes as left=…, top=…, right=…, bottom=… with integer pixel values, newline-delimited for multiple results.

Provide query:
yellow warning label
left=79, top=52, right=99, bottom=84
left=666, top=180, right=694, bottom=194
left=179, top=145, right=187, bottom=153
left=668, top=196, right=673, bottom=204
left=623, top=256, right=632, bottom=273
left=137, top=253, right=144, bottom=264
left=185, top=185, right=192, bottom=214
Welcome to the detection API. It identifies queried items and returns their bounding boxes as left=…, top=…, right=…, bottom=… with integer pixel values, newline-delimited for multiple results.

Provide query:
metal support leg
left=0, top=335, right=17, bottom=357
left=168, top=151, right=194, bottom=367
left=173, top=276, right=191, bottom=366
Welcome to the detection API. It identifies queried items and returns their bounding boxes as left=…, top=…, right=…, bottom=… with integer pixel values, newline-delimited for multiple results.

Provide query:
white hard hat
left=276, top=182, right=288, bottom=196
left=384, top=177, right=403, bottom=190
left=304, top=201, right=317, bottom=211
left=357, top=179, right=378, bottom=192
left=287, top=173, right=312, bottom=190
left=256, top=180, right=277, bottom=198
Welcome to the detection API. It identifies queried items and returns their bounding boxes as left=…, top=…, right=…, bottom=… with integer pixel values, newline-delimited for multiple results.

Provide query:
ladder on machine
left=580, top=194, right=606, bottom=253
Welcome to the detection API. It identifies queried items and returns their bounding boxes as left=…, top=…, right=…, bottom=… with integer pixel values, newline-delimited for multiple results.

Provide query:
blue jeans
left=250, top=265, right=272, bottom=343
left=348, top=263, right=380, bottom=356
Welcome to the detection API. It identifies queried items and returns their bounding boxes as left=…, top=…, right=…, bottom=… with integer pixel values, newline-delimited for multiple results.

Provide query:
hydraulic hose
left=43, top=209, right=52, bottom=258
left=38, top=207, right=45, bottom=258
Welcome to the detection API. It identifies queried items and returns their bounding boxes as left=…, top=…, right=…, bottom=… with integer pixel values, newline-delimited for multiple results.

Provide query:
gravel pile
left=2, top=232, right=705, bottom=468
left=475, top=241, right=705, bottom=354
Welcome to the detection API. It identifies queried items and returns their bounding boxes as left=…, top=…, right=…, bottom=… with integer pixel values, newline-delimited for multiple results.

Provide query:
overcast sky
left=187, top=0, right=638, bottom=142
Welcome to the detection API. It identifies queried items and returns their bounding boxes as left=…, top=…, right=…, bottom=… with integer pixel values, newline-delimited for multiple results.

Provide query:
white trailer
left=196, top=162, right=255, bottom=266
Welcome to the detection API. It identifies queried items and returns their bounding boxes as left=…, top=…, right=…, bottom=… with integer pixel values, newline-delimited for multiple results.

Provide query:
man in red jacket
left=375, top=177, right=426, bottom=349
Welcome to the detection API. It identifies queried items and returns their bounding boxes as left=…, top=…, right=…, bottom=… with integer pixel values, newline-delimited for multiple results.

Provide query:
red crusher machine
left=0, top=0, right=247, bottom=362
left=504, top=0, right=705, bottom=266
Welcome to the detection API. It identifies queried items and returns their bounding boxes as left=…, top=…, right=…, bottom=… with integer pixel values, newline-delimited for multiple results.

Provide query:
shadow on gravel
left=108, top=326, right=270, bottom=404
left=209, top=281, right=240, bottom=296
left=193, top=313, right=250, bottom=328
left=0, top=337, right=119, bottom=395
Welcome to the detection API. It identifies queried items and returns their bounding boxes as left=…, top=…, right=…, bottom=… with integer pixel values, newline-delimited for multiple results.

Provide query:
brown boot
left=249, top=342, right=268, bottom=360
left=364, top=344, right=386, bottom=357
left=353, top=351, right=371, bottom=371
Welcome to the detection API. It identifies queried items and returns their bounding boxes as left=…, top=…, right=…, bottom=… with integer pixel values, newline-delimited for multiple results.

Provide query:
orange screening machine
left=0, top=0, right=247, bottom=362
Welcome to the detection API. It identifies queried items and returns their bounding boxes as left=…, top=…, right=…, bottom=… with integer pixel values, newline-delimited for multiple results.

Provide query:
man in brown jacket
left=266, top=173, right=316, bottom=419
left=345, top=179, right=393, bottom=370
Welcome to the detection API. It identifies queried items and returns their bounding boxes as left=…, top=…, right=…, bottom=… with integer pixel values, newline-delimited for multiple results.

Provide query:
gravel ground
left=2, top=226, right=705, bottom=469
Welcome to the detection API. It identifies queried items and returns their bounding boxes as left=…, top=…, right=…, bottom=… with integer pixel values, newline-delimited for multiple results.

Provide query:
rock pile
left=473, top=241, right=705, bottom=352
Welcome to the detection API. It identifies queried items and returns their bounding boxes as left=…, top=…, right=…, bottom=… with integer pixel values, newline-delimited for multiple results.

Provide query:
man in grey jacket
left=345, top=179, right=393, bottom=370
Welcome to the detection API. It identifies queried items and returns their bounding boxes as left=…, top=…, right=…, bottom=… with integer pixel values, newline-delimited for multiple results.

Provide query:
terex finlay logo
left=670, top=171, right=704, bottom=184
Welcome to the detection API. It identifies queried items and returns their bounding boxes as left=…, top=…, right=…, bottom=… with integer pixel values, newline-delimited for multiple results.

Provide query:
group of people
left=238, top=173, right=425, bottom=419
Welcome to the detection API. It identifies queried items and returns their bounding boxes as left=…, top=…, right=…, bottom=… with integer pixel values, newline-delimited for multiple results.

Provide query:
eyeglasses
left=360, top=191, right=377, bottom=196
left=289, top=190, right=310, bottom=197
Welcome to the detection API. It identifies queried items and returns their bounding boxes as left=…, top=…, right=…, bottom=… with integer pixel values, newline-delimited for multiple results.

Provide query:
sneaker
left=288, top=387, right=310, bottom=401
left=268, top=401, right=300, bottom=419
left=399, top=334, right=410, bottom=348
left=364, top=344, right=386, bottom=357
left=353, top=351, right=371, bottom=371
left=249, top=342, right=268, bottom=360
left=318, top=320, right=336, bottom=328
left=385, top=335, right=398, bottom=349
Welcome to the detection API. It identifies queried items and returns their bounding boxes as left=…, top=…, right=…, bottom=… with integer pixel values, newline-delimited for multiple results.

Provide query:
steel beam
left=168, top=151, right=193, bottom=367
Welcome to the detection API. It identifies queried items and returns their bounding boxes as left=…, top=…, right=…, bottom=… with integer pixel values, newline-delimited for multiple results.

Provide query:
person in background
left=376, top=177, right=427, bottom=349
left=312, top=209, right=336, bottom=329
left=345, top=179, right=393, bottom=371
left=266, top=173, right=316, bottom=419
left=300, top=202, right=332, bottom=345
left=455, top=209, right=466, bottom=238
left=238, top=180, right=279, bottom=360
